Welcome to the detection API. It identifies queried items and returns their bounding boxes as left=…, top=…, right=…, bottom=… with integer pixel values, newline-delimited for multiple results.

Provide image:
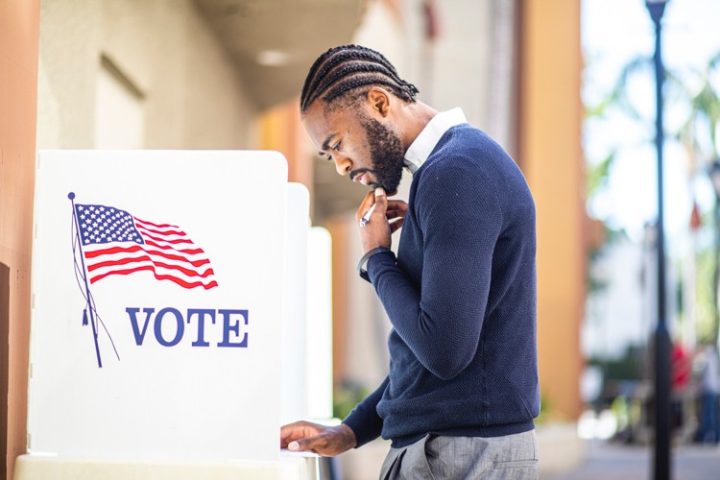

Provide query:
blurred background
left=2, top=0, right=720, bottom=479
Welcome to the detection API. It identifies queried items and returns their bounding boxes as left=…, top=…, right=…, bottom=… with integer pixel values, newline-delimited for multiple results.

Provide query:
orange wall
left=324, top=217, right=350, bottom=383
left=0, top=0, right=40, bottom=478
left=259, top=100, right=354, bottom=381
left=520, top=0, right=585, bottom=420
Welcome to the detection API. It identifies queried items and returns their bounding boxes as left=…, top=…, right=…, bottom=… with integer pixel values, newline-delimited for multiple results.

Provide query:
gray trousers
left=379, top=430, right=538, bottom=480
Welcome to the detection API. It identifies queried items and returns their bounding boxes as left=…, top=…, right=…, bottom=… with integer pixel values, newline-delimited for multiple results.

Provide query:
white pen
left=359, top=202, right=377, bottom=227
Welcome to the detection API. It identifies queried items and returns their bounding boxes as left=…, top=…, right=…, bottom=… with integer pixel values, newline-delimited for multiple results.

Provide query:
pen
left=359, top=202, right=377, bottom=227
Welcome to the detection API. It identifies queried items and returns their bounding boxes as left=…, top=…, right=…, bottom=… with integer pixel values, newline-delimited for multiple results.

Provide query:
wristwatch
left=356, top=247, right=393, bottom=282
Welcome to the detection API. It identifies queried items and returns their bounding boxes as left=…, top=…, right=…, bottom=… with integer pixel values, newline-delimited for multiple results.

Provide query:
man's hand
left=280, top=421, right=357, bottom=456
left=356, top=188, right=408, bottom=254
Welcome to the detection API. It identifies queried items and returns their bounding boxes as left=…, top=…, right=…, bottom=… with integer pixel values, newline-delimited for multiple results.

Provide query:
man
left=695, top=343, right=720, bottom=444
left=281, top=44, right=539, bottom=479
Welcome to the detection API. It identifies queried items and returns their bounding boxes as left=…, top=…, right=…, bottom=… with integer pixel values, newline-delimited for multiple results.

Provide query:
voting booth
left=15, top=150, right=333, bottom=480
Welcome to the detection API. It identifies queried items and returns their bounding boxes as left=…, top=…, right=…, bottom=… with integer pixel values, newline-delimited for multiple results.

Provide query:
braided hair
left=300, top=44, right=419, bottom=113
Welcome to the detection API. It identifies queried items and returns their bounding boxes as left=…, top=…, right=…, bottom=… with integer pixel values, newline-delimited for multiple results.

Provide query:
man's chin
left=383, top=182, right=400, bottom=196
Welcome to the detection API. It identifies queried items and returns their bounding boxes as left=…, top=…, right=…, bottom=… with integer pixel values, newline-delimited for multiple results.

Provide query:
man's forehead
left=303, top=102, right=354, bottom=148
left=302, top=107, right=331, bottom=148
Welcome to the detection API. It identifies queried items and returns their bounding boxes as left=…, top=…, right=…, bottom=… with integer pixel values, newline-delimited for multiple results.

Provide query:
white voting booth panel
left=305, top=227, right=333, bottom=420
left=280, top=189, right=334, bottom=423
left=20, top=150, right=320, bottom=479
left=281, top=184, right=309, bottom=424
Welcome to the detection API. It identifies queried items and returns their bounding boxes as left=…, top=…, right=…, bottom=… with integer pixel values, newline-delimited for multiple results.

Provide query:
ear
left=367, top=87, right=390, bottom=117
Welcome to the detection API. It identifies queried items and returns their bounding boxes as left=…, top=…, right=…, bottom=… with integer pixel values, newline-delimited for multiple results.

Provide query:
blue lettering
left=218, top=309, right=249, bottom=348
left=126, top=307, right=154, bottom=345
left=186, top=308, right=216, bottom=347
left=154, top=307, right=184, bottom=347
left=125, top=307, right=249, bottom=348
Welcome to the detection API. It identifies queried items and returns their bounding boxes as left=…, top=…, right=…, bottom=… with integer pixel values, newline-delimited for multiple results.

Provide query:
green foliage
left=587, top=344, right=645, bottom=382
left=587, top=150, right=617, bottom=199
left=604, top=56, right=653, bottom=122
left=586, top=224, right=626, bottom=294
left=676, top=51, right=720, bottom=172
left=332, top=381, right=369, bottom=420
left=534, top=392, right=551, bottom=424
left=694, top=248, right=718, bottom=343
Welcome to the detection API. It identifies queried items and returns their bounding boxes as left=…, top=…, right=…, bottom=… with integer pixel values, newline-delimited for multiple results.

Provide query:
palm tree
left=677, top=52, right=720, bottom=346
left=677, top=52, right=720, bottom=173
left=586, top=51, right=720, bottom=346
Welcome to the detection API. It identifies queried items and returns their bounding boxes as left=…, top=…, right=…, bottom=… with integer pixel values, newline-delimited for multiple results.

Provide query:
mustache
left=349, top=167, right=374, bottom=181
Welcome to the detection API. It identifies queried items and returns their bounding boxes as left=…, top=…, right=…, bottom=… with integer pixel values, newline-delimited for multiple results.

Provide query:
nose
left=334, top=154, right=352, bottom=176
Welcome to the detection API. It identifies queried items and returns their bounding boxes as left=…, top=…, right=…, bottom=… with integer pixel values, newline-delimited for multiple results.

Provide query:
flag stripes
left=74, top=204, right=218, bottom=290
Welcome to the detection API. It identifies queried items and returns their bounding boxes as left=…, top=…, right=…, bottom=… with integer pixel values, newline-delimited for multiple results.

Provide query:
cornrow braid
left=300, top=44, right=419, bottom=113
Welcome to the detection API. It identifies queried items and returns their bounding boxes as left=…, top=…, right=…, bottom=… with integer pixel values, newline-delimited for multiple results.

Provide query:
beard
left=358, top=114, right=405, bottom=194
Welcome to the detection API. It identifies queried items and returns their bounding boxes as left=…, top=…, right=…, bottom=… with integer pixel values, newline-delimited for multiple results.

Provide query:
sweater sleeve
left=367, top=163, right=503, bottom=380
left=341, top=376, right=388, bottom=447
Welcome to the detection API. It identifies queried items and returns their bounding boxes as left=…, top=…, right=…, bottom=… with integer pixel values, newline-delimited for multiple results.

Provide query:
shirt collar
left=403, top=107, right=467, bottom=174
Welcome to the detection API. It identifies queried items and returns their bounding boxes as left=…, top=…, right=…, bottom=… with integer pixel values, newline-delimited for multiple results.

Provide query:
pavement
left=545, top=440, right=720, bottom=480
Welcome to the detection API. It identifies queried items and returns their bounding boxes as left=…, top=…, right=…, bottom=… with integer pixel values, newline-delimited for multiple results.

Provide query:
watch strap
left=356, top=247, right=392, bottom=282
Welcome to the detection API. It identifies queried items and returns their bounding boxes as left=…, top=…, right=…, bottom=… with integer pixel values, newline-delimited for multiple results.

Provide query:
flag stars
left=76, top=204, right=144, bottom=246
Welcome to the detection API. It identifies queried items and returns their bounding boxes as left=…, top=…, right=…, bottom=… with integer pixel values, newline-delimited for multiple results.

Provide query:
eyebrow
left=320, top=133, right=337, bottom=152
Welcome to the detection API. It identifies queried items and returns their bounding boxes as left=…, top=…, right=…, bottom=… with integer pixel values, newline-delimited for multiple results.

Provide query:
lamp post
left=645, top=1, right=671, bottom=479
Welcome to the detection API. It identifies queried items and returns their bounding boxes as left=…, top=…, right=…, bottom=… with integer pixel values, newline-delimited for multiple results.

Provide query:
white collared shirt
left=403, top=107, right=467, bottom=174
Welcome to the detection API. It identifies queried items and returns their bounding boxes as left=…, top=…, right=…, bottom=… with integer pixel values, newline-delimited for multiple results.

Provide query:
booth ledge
left=13, top=453, right=320, bottom=480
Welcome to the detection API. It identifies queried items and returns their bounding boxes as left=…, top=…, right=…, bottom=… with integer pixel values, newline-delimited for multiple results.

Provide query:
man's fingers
left=355, top=191, right=376, bottom=222
left=386, top=200, right=409, bottom=213
left=386, top=209, right=406, bottom=220
left=280, top=421, right=321, bottom=448
left=389, top=217, right=405, bottom=234
left=288, top=433, right=327, bottom=452
left=373, top=188, right=387, bottom=214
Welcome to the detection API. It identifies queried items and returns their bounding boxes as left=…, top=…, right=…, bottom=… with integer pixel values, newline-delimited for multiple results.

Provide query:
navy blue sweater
left=343, top=124, right=539, bottom=448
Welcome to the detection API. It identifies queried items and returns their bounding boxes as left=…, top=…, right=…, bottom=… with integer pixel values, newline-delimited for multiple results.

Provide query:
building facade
left=1, top=1, right=585, bottom=478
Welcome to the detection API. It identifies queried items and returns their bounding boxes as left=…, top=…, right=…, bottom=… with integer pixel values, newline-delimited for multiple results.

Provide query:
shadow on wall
left=1, top=263, right=9, bottom=479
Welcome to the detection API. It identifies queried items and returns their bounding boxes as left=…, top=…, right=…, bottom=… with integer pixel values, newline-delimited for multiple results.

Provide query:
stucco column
left=520, top=0, right=585, bottom=421
left=0, top=1, right=40, bottom=478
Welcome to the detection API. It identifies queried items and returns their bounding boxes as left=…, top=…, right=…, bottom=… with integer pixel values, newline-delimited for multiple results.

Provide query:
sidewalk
left=546, top=440, right=720, bottom=480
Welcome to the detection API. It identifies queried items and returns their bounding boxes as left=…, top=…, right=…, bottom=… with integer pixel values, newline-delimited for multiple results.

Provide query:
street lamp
left=645, top=1, right=670, bottom=480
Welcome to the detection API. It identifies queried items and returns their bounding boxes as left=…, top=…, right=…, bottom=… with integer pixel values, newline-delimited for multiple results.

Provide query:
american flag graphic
left=74, top=203, right=219, bottom=290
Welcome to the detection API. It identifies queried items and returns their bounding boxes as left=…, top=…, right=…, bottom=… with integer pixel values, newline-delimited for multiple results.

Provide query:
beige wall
left=37, top=0, right=258, bottom=150
left=0, top=2, right=40, bottom=479
left=399, top=0, right=494, bottom=128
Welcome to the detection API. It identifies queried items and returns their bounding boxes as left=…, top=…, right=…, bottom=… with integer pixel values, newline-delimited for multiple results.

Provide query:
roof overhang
left=194, top=0, right=364, bottom=109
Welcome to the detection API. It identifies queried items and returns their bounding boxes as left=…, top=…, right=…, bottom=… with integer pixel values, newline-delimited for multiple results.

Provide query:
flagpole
left=69, top=192, right=103, bottom=368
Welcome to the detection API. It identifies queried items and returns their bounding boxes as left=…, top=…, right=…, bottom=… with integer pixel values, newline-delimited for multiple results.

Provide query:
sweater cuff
left=366, top=249, right=398, bottom=284
left=342, top=409, right=382, bottom=448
